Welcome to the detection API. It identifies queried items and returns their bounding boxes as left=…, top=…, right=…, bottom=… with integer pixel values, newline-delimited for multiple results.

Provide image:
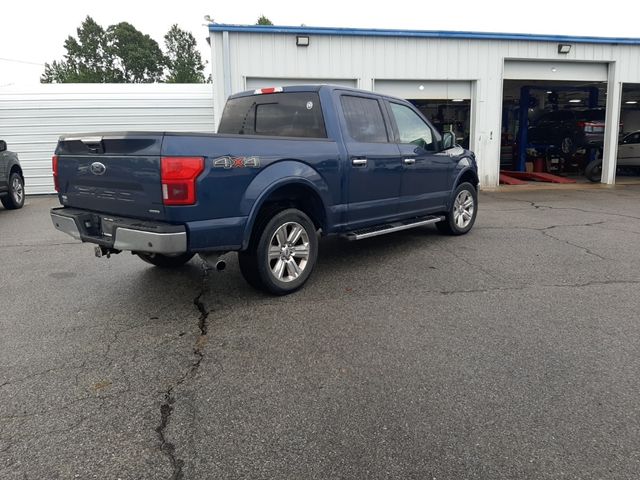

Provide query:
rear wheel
left=137, top=252, right=194, bottom=268
left=436, top=182, right=477, bottom=235
left=1, top=172, right=25, bottom=210
left=239, top=208, right=318, bottom=295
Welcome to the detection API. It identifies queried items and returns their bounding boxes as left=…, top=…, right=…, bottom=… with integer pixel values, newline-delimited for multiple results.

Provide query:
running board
left=344, top=215, right=445, bottom=241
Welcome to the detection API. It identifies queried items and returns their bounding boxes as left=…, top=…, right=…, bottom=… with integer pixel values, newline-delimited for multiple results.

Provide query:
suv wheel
left=1, top=172, right=25, bottom=210
left=239, top=208, right=318, bottom=295
left=584, top=159, right=603, bottom=183
left=436, top=182, right=478, bottom=235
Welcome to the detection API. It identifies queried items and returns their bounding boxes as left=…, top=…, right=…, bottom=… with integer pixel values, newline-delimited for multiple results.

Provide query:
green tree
left=256, top=15, right=273, bottom=25
left=41, top=16, right=166, bottom=83
left=41, top=16, right=119, bottom=83
left=164, top=24, right=205, bottom=83
left=107, top=22, right=165, bottom=83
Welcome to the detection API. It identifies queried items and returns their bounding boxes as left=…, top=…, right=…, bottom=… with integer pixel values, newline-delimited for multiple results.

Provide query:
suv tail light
left=52, top=155, right=59, bottom=191
left=578, top=121, right=605, bottom=133
left=160, top=156, right=204, bottom=206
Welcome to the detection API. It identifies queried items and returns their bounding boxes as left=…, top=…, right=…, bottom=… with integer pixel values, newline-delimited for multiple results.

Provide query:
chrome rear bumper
left=50, top=208, right=187, bottom=255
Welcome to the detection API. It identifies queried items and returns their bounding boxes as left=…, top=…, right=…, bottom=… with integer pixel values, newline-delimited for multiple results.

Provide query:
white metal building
left=208, top=24, right=640, bottom=188
left=0, top=84, right=215, bottom=194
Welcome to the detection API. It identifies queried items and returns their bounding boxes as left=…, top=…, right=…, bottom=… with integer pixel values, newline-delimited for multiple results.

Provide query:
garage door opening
left=409, top=99, right=471, bottom=149
left=501, top=79, right=608, bottom=184
left=373, top=80, right=472, bottom=145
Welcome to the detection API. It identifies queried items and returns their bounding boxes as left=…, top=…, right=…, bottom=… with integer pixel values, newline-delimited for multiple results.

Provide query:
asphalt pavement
left=1, top=187, right=640, bottom=479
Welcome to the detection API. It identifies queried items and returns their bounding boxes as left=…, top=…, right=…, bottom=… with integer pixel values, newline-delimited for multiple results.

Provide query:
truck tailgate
left=56, top=134, right=165, bottom=220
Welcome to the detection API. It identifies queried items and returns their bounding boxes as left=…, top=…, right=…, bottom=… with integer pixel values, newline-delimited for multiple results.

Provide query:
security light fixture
left=418, top=85, right=425, bottom=90
left=569, top=99, right=582, bottom=103
left=558, top=44, right=572, bottom=54
left=626, top=100, right=638, bottom=104
left=296, top=36, right=310, bottom=47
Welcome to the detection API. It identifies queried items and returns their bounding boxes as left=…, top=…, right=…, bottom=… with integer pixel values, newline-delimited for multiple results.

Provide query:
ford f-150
left=50, top=85, right=479, bottom=294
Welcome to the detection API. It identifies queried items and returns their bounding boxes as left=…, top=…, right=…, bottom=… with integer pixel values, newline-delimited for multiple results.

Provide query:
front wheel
left=137, top=252, right=194, bottom=268
left=239, top=208, right=318, bottom=295
left=1, top=172, right=25, bottom=210
left=584, top=159, right=603, bottom=182
left=436, top=182, right=478, bottom=235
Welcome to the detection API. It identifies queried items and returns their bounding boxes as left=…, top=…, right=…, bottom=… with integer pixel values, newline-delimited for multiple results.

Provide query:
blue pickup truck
left=50, top=85, right=479, bottom=294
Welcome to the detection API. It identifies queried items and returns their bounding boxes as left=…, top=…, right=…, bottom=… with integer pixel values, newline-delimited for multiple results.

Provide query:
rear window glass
left=218, top=92, right=327, bottom=138
left=577, top=110, right=605, bottom=121
left=341, top=95, right=389, bottom=143
left=539, top=110, right=574, bottom=122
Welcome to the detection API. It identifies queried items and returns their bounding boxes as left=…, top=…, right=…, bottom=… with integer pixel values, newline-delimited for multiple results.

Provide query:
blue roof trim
left=208, top=24, right=640, bottom=45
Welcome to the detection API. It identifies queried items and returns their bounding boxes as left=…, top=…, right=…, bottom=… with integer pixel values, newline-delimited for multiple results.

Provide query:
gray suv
left=0, top=140, right=25, bottom=209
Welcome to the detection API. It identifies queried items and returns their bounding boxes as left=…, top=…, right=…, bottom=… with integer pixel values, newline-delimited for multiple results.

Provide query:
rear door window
left=218, top=92, right=327, bottom=138
left=340, top=95, right=389, bottom=143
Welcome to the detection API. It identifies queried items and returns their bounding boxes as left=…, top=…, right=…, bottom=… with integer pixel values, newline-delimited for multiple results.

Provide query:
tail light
left=160, top=156, right=204, bottom=206
left=52, top=155, right=59, bottom=192
left=578, top=121, right=604, bottom=133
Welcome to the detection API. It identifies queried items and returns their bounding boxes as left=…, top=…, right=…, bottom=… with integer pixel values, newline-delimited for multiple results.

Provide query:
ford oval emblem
left=90, top=162, right=106, bottom=176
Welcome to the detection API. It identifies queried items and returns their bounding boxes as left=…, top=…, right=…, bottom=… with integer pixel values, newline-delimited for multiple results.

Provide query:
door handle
left=352, top=158, right=368, bottom=167
left=403, top=158, right=416, bottom=165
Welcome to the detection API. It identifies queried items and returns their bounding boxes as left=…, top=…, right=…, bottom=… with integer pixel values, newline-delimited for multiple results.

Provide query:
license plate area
left=100, top=217, right=116, bottom=237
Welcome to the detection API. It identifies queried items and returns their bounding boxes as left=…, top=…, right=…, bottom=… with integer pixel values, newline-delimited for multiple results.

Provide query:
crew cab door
left=339, top=94, right=402, bottom=228
left=386, top=101, right=452, bottom=215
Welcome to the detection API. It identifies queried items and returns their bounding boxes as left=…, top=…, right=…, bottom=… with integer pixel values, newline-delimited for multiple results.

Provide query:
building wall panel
left=0, top=84, right=215, bottom=195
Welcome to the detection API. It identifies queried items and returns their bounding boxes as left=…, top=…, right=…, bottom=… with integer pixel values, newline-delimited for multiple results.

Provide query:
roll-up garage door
left=503, top=61, right=607, bottom=82
left=374, top=80, right=472, bottom=100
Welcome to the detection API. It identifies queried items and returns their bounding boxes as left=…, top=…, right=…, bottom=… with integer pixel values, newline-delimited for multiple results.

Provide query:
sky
left=1, top=0, right=639, bottom=86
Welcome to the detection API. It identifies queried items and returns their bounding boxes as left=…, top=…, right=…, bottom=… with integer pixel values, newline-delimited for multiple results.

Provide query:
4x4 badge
left=213, top=156, right=260, bottom=169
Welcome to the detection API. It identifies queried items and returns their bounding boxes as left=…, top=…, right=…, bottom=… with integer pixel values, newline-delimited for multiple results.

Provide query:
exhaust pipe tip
left=215, top=260, right=226, bottom=271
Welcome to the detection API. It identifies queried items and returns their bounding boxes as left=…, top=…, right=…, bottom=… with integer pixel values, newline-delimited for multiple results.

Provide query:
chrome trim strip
left=50, top=213, right=82, bottom=240
left=113, top=228, right=187, bottom=254
left=347, top=216, right=445, bottom=241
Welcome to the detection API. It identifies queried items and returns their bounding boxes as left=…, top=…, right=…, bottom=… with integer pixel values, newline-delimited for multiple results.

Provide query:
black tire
left=137, top=252, right=195, bottom=268
left=584, top=159, right=603, bottom=183
left=1, top=172, right=25, bottom=210
left=436, top=182, right=478, bottom=236
left=238, top=208, right=318, bottom=295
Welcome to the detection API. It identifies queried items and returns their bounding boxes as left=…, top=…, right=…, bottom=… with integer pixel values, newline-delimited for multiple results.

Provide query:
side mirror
left=0, top=140, right=6, bottom=152
left=442, top=131, right=455, bottom=150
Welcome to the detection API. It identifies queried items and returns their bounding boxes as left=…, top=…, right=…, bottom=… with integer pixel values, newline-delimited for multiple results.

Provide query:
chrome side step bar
left=344, top=215, right=445, bottom=241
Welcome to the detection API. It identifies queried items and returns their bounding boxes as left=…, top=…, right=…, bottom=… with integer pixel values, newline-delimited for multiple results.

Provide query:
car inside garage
left=612, top=83, right=640, bottom=183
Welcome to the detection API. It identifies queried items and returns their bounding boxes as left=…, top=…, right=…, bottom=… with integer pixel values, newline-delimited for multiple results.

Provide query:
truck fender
left=447, top=163, right=479, bottom=208
left=240, top=160, right=331, bottom=250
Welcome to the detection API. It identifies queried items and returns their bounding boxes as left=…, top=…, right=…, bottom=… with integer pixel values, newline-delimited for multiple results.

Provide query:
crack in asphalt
left=500, top=197, right=640, bottom=221
left=540, top=223, right=609, bottom=260
left=156, top=260, right=211, bottom=480
left=478, top=220, right=611, bottom=260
